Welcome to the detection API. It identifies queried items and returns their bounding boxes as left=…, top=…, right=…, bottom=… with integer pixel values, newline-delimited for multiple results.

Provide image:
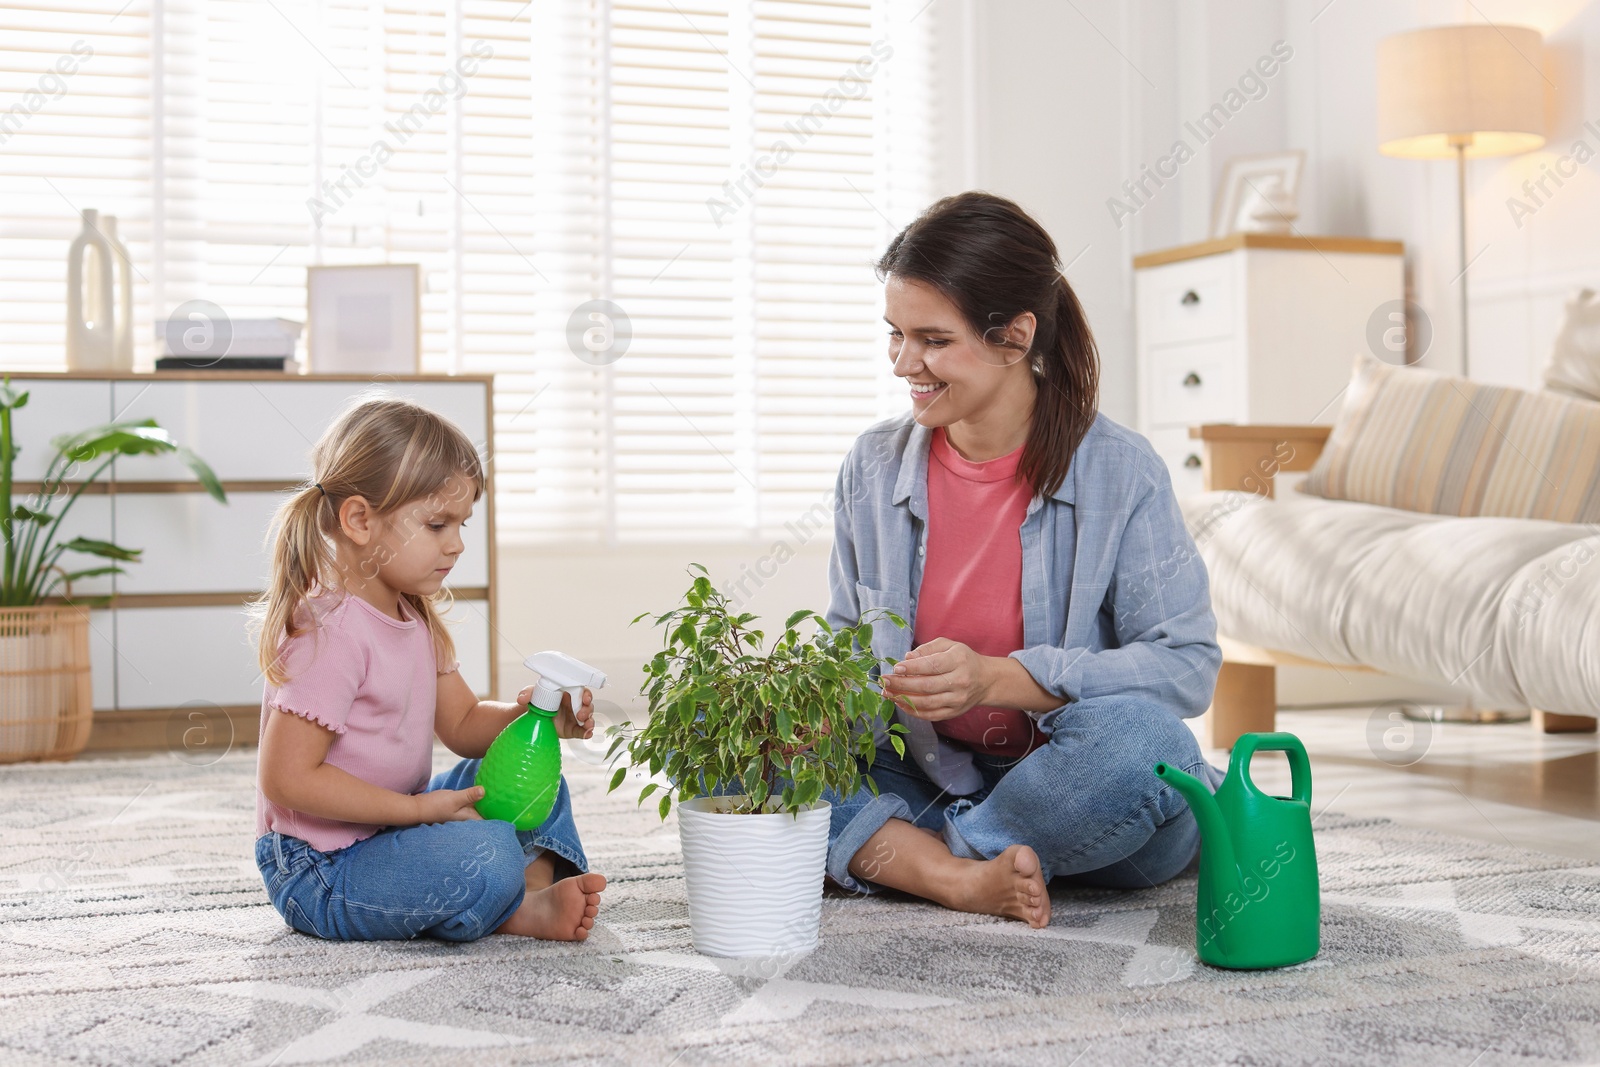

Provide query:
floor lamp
left=1376, top=23, right=1545, bottom=377
left=1376, top=23, right=1546, bottom=724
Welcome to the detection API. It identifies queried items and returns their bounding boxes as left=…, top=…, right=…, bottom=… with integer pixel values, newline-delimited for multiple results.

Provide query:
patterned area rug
left=2, top=746, right=1599, bottom=1067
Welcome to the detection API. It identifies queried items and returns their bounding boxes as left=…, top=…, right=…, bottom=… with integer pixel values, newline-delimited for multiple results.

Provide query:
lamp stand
left=1399, top=136, right=1530, bottom=727
left=1454, top=137, right=1470, bottom=377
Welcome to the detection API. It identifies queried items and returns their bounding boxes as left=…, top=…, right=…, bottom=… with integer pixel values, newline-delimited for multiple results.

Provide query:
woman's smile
left=909, top=380, right=948, bottom=402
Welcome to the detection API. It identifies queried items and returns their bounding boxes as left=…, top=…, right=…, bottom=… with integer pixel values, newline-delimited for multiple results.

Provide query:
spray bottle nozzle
left=524, top=650, right=607, bottom=714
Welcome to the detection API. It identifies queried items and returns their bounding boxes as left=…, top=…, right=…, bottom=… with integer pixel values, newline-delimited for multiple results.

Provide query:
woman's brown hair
left=874, top=190, right=1100, bottom=499
left=247, top=392, right=485, bottom=687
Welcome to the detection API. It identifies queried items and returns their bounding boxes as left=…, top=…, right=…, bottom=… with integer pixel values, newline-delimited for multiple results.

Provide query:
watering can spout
left=1153, top=761, right=1242, bottom=899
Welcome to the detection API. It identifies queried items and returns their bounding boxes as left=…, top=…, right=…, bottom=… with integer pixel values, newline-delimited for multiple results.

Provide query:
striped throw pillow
left=1301, top=352, right=1600, bottom=523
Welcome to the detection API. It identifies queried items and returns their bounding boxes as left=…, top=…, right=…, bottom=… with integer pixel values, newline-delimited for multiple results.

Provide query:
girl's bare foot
left=495, top=871, right=607, bottom=940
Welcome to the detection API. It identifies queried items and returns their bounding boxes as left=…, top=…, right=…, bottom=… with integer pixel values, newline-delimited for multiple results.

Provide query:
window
left=0, top=0, right=939, bottom=544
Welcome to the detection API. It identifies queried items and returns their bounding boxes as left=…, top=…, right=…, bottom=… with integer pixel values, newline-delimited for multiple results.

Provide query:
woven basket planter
left=0, top=605, right=93, bottom=763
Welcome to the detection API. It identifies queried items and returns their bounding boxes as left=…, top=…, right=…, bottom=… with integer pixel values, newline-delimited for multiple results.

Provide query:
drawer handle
left=1180, top=290, right=1200, bottom=306
left=1183, top=454, right=1202, bottom=470
left=1181, top=371, right=1202, bottom=388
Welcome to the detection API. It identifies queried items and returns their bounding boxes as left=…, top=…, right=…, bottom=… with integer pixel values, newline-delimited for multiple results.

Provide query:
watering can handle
left=1233, top=732, right=1312, bottom=806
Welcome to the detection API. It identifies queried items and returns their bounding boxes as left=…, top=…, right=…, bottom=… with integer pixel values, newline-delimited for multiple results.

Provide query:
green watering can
left=1152, top=731, right=1320, bottom=969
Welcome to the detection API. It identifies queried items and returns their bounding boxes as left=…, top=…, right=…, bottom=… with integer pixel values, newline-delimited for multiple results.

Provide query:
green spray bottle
left=474, top=651, right=607, bottom=830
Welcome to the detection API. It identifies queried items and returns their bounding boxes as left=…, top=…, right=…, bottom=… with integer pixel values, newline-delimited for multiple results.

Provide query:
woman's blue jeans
left=254, top=758, right=590, bottom=942
left=694, top=693, right=1220, bottom=896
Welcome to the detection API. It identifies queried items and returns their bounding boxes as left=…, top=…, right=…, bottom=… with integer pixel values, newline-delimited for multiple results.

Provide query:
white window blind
left=0, top=0, right=939, bottom=545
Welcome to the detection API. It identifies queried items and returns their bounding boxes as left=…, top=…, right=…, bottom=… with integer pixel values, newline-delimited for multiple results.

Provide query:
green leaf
left=57, top=565, right=124, bottom=583
left=636, top=782, right=659, bottom=805
left=889, top=734, right=905, bottom=758
left=784, top=608, right=813, bottom=630
left=57, top=536, right=140, bottom=562
left=174, top=444, right=227, bottom=503
left=0, top=381, right=28, bottom=410
left=658, top=794, right=672, bottom=821
left=608, top=765, right=627, bottom=793
left=51, top=420, right=173, bottom=463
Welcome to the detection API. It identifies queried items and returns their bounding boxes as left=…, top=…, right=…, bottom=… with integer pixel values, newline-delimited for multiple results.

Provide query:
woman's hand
left=517, top=683, right=596, bottom=741
left=880, top=638, right=992, bottom=721
left=412, top=785, right=486, bottom=825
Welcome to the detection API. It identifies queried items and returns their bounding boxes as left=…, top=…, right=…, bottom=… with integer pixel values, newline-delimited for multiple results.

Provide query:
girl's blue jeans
left=254, top=758, right=590, bottom=942
left=694, top=693, right=1221, bottom=896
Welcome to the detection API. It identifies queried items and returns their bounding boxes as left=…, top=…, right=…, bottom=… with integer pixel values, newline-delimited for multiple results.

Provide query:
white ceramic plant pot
left=677, top=795, right=832, bottom=958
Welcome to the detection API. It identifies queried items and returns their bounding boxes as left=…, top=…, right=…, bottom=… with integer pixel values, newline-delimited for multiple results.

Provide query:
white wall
left=933, top=0, right=1161, bottom=427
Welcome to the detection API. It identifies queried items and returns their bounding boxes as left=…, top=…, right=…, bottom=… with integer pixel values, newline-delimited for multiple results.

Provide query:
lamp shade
left=1376, top=24, right=1545, bottom=158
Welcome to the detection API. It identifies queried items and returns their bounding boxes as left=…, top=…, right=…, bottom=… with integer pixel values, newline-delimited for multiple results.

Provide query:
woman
left=817, top=191, right=1225, bottom=928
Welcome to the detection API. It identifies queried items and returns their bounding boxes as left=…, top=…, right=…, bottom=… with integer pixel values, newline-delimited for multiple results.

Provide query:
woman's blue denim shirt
left=825, top=409, right=1223, bottom=795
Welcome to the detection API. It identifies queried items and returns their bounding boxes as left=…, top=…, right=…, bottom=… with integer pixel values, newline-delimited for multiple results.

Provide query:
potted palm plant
left=0, top=374, right=226, bottom=762
left=606, top=563, right=909, bottom=958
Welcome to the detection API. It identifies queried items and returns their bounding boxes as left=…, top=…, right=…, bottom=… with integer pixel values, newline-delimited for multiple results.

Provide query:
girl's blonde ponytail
left=246, top=392, right=484, bottom=688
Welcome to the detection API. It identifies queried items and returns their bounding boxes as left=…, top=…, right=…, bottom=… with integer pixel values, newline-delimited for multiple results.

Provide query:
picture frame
left=1210, top=150, right=1306, bottom=239
left=305, top=264, right=422, bottom=374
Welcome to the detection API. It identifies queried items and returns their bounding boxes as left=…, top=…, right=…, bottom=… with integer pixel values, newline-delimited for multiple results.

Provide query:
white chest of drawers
left=3, top=371, right=498, bottom=751
left=1133, top=235, right=1405, bottom=495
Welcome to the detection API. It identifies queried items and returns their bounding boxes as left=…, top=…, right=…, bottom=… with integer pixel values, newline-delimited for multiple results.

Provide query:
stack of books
left=154, top=317, right=303, bottom=372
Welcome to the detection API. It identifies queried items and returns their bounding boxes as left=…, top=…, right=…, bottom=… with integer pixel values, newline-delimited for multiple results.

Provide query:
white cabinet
left=110, top=380, right=493, bottom=482
left=113, top=605, right=265, bottom=710
left=4, top=372, right=499, bottom=723
left=1134, top=235, right=1405, bottom=493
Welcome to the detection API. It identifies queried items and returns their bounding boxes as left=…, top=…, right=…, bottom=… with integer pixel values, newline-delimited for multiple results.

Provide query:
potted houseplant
left=0, top=374, right=226, bottom=762
left=606, top=563, right=909, bottom=958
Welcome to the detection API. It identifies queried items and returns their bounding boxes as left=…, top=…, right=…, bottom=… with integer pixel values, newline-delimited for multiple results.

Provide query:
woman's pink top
left=254, top=589, right=459, bottom=852
left=915, top=425, right=1047, bottom=759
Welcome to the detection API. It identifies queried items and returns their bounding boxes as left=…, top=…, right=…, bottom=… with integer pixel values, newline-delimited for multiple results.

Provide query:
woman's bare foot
left=847, top=818, right=1050, bottom=928
left=495, top=871, right=607, bottom=940
left=947, top=844, right=1050, bottom=928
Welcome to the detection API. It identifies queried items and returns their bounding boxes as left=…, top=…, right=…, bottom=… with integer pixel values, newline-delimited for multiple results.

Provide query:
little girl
left=248, top=393, right=607, bottom=942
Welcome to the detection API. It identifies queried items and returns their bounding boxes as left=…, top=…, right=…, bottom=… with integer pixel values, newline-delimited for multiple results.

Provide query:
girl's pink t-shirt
left=254, top=589, right=459, bottom=852
left=915, top=425, right=1047, bottom=758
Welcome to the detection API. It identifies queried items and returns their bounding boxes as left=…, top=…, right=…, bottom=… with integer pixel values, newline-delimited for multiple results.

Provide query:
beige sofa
left=1182, top=422, right=1600, bottom=749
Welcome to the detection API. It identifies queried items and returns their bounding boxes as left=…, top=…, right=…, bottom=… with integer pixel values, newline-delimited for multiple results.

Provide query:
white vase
left=65, top=208, right=116, bottom=371
left=100, top=215, right=135, bottom=371
left=677, top=795, right=832, bottom=958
